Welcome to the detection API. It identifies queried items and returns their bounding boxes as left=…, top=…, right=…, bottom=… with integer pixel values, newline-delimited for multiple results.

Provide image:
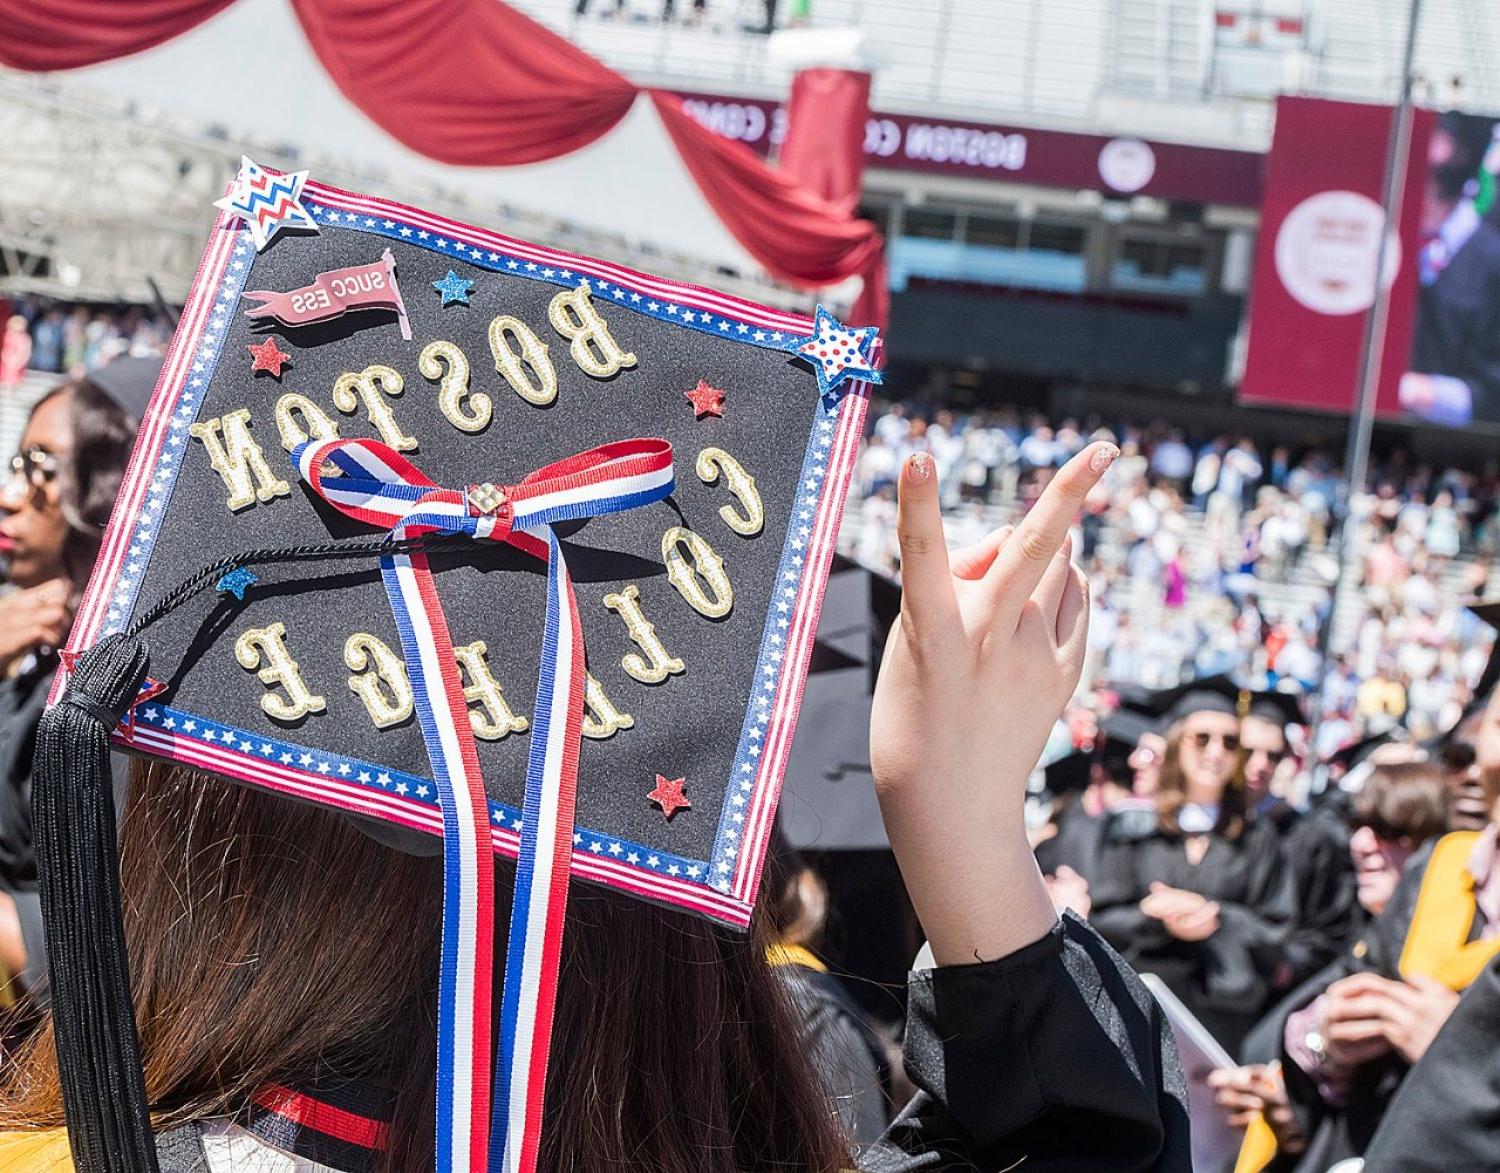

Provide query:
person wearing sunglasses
left=1229, top=638, right=1500, bottom=1173
left=1090, top=678, right=1296, bottom=1055
left=1218, top=760, right=1449, bottom=1172
left=0, top=358, right=154, bottom=1005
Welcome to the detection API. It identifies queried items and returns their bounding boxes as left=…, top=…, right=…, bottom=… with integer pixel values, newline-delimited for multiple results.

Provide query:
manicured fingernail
left=908, top=453, right=933, bottom=483
left=1089, top=443, right=1120, bottom=474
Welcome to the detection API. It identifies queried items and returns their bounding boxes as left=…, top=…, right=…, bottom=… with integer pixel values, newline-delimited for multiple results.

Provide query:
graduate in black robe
left=1090, top=680, right=1296, bottom=1055
left=1360, top=950, right=1500, bottom=1172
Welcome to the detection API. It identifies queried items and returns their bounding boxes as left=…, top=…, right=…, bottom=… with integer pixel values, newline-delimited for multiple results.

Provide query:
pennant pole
left=383, top=248, right=413, bottom=341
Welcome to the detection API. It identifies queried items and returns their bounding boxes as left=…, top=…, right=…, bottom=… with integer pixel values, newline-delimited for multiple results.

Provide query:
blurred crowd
left=844, top=400, right=1500, bottom=754
left=0, top=299, right=171, bottom=388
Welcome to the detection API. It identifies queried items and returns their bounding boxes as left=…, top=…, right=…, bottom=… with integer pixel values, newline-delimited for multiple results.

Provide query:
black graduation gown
left=1240, top=839, right=1491, bottom=1172
left=862, top=914, right=1191, bottom=1172
left=1089, top=818, right=1296, bottom=1055
left=775, top=959, right=892, bottom=1147
left=1034, top=800, right=1108, bottom=881
left=1360, top=951, right=1500, bottom=1172
left=1275, top=805, right=1360, bottom=996
left=0, top=654, right=54, bottom=990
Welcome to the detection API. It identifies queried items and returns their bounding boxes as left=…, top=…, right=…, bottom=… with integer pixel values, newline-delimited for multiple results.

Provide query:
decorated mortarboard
left=40, top=160, right=880, bottom=1173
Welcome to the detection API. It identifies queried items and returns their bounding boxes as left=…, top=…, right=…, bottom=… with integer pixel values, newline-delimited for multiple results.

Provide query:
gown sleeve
left=1087, top=837, right=1176, bottom=957
left=861, top=914, right=1192, bottom=1173
left=1360, top=952, right=1500, bottom=1173
left=1198, top=823, right=1297, bottom=1005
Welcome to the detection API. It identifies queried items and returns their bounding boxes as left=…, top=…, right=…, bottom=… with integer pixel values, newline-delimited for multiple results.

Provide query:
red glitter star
left=684, top=379, right=726, bottom=418
left=648, top=774, right=691, bottom=820
left=247, top=336, right=292, bottom=378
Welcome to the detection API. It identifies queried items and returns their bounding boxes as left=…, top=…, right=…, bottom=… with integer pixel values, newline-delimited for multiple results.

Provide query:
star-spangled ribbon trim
left=294, top=436, right=674, bottom=1173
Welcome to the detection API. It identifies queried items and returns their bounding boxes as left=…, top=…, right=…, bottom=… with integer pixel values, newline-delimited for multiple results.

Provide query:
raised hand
left=872, top=441, right=1117, bottom=966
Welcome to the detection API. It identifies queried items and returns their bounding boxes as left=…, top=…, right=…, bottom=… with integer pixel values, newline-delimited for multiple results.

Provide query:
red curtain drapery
left=0, top=0, right=886, bottom=329
left=778, top=68, right=872, bottom=218
left=289, top=0, right=639, bottom=166
left=0, top=0, right=234, bottom=71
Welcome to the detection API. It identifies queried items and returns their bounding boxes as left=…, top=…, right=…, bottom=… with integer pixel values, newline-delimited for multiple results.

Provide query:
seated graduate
left=1213, top=757, right=1449, bottom=1171
left=1229, top=633, right=1500, bottom=1173
left=1089, top=677, right=1296, bottom=1055
left=0, top=171, right=1189, bottom=1173
left=0, top=358, right=152, bottom=1005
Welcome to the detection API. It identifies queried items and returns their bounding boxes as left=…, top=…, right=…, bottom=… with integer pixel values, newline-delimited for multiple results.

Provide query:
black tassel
left=33, top=633, right=160, bottom=1173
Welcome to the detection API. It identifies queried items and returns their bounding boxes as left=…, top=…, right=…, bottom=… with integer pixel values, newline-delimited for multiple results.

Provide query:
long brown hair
left=0, top=764, right=851, bottom=1172
left=1153, top=719, right=1248, bottom=840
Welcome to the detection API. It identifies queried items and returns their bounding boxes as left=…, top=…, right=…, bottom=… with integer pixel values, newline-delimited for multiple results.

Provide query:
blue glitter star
left=432, top=269, right=475, bottom=306
left=216, top=567, right=259, bottom=601
left=792, top=305, right=882, bottom=395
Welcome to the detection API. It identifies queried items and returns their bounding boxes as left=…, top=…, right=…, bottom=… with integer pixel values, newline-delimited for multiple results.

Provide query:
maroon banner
left=676, top=91, right=1264, bottom=208
left=1240, top=97, right=1433, bottom=416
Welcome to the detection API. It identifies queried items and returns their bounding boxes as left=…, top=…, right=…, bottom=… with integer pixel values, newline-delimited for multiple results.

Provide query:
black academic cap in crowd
left=1325, top=729, right=1402, bottom=770
left=87, top=355, right=164, bottom=421
left=41, top=161, right=881, bottom=1172
left=1129, top=675, right=1304, bottom=729
left=779, top=557, right=900, bottom=851
left=1100, top=704, right=1162, bottom=748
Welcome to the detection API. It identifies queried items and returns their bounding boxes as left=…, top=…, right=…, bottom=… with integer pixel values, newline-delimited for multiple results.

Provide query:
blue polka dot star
left=793, top=304, right=882, bottom=396
left=432, top=269, right=475, bottom=306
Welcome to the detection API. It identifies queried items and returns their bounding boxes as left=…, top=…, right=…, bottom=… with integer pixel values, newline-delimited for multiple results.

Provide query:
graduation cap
left=778, top=556, right=901, bottom=851
left=39, top=161, right=880, bottom=1173
left=1129, top=675, right=1305, bottom=729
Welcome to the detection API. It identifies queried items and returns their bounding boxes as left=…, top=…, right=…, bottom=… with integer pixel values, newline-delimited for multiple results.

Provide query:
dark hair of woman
left=26, top=377, right=140, bottom=597
left=1351, top=760, right=1449, bottom=843
left=0, top=763, right=851, bottom=1173
left=1153, top=718, right=1249, bottom=841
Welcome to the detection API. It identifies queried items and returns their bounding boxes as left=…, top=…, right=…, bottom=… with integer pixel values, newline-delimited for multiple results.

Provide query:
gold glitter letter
left=344, top=632, right=413, bottom=730
left=419, top=340, right=493, bottom=433
left=453, top=640, right=529, bottom=741
left=487, top=315, right=557, bottom=407
left=332, top=365, right=417, bottom=451
left=548, top=284, right=637, bottom=380
left=582, top=672, right=634, bottom=740
left=695, top=447, right=764, bottom=538
left=662, top=526, right=733, bottom=619
left=602, top=584, right=684, bottom=685
left=273, top=393, right=342, bottom=455
left=189, top=408, right=291, bottom=512
left=235, top=621, right=326, bottom=722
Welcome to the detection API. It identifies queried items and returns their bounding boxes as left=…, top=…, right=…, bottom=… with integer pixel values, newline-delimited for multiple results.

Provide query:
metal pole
left=1314, top=0, right=1423, bottom=724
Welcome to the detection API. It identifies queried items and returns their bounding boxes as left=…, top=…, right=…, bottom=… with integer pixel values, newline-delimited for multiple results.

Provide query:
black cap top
left=86, top=356, right=164, bottom=421
left=1125, top=675, right=1304, bottom=729
left=62, top=171, right=880, bottom=930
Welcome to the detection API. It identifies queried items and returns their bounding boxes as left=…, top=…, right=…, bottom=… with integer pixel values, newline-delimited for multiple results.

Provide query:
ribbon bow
left=294, top=436, right=674, bottom=1173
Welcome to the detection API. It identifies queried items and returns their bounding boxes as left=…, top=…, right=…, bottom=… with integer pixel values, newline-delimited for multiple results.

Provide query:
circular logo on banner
left=1098, top=138, right=1157, bottom=193
left=1274, top=190, right=1401, bottom=316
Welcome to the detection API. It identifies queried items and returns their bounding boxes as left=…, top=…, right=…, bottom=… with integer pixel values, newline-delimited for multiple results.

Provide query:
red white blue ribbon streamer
left=295, top=436, right=675, bottom=1173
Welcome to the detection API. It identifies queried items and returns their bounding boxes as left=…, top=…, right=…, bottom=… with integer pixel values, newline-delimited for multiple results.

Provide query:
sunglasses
left=1438, top=741, right=1477, bottom=772
left=5, top=446, right=61, bottom=490
left=1348, top=813, right=1410, bottom=844
left=1189, top=731, right=1240, bottom=752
